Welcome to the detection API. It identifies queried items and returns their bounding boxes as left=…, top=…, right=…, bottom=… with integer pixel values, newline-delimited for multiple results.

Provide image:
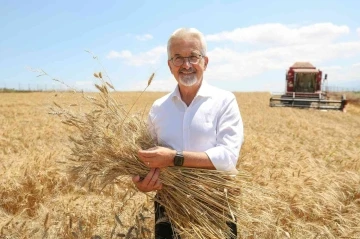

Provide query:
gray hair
left=167, top=28, right=207, bottom=59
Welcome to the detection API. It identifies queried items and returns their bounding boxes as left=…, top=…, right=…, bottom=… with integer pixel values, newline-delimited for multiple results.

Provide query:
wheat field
left=0, top=91, right=359, bottom=238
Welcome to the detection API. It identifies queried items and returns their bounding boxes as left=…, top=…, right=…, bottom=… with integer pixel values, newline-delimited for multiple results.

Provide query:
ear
left=204, top=56, right=209, bottom=70
left=167, top=60, right=173, bottom=74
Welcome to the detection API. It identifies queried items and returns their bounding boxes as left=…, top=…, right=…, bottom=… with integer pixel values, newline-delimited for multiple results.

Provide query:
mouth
left=180, top=71, right=195, bottom=75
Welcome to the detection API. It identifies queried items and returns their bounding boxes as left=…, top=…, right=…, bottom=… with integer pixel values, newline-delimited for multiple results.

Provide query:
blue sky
left=1, top=0, right=360, bottom=92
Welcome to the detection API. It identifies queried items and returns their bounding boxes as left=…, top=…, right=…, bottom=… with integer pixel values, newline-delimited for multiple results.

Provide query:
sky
left=1, top=0, right=360, bottom=93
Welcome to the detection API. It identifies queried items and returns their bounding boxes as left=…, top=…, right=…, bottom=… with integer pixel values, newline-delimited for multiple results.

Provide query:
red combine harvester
left=269, top=62, right=347, bottom=111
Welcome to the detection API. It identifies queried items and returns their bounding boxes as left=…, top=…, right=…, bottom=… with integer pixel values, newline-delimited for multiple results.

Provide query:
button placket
left=185, top=99, right=197, bottom=150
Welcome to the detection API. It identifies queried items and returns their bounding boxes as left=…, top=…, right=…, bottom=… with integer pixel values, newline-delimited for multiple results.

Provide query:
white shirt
left=147, top=81, right=244, bottom=174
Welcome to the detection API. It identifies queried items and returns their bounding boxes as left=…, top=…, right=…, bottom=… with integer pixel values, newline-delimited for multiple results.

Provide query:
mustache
left=179, top=68, right=195, bottom=73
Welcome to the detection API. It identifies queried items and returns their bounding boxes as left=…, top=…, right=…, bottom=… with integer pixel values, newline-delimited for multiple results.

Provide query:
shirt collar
left=171, top=80, right=213, bottom=101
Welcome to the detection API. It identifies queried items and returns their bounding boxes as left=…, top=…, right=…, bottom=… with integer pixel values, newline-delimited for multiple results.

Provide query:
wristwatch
left=174, top=151, right=184, bottom=166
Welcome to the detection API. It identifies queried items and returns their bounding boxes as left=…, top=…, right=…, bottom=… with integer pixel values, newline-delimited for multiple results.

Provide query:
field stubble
left=0, top=91, right=359, bottom=238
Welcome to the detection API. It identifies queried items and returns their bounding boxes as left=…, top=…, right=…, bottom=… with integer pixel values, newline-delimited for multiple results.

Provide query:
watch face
left=174, top=152, right=184, bottom=166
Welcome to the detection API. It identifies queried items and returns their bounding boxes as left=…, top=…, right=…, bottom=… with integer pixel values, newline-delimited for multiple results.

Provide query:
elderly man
left=132, top=28, right=244, bottom=239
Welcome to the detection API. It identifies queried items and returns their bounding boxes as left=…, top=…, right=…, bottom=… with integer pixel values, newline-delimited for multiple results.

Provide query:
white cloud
left=206, top=23, right=350, bottom=46
left=108, top=23, right=360, bottom=92
left=107, top=50, right=132, bottom=59
left=135, top=34, right=153, bottom=41
left=357, top=28, right=360, bottom=37
left=202, top=23, right=360, bottom=88
left=320, top=65, right=360, bottom=89
left=352, top=62, right=360, bottom=67
left=107, top=46, right=167, bottom=66
left=205, top=41, right=360, bottom=83
left=321, top=66, right=343, bottom=71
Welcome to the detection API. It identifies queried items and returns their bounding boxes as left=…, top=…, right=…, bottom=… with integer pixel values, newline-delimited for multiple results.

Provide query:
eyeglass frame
left=168, top=54, right=204, bottom=67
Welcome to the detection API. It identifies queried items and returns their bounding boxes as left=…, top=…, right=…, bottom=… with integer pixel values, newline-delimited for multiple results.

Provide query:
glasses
left=169, top=54, right=203, bottom=67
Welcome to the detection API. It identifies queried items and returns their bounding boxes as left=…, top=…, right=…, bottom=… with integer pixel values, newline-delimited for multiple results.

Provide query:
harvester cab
left=269, top=62, right=347, bottom=111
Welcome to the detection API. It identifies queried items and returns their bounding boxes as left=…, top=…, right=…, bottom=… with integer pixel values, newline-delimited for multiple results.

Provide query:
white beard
left=179, top=73, right=198, bottom=86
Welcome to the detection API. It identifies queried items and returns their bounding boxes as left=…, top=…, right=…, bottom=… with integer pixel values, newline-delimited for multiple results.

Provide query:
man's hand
left=132, top=168, right=163, bottom=192
left=138, top=146, right=176, bottom=168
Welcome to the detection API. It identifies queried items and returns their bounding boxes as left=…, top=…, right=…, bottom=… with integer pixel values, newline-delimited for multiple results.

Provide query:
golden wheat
left=0, top=90, right=359, bottom=238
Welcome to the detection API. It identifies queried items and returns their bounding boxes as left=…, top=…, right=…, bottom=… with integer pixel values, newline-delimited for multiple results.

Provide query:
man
left=132, top=27, right=244, bottom=239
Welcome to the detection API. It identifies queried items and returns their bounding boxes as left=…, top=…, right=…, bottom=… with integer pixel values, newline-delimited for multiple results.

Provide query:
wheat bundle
left=51, top=72, right=249, bottom=238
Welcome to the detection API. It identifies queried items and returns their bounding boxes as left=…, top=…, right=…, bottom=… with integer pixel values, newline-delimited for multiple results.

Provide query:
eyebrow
left=174, top=51, right=201, bottom=57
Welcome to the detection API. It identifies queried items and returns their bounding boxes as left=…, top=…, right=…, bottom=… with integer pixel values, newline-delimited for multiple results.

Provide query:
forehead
left=169, top=37, right=202, bottom=56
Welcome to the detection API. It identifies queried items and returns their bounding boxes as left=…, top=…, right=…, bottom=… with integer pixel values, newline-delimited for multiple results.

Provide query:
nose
left=182, top=58, right=191, bottom=69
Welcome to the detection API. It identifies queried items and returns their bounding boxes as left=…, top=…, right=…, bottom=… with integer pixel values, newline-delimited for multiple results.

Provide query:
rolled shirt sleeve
left=205, top=95, right=244, bottom=174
